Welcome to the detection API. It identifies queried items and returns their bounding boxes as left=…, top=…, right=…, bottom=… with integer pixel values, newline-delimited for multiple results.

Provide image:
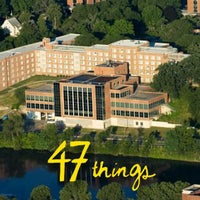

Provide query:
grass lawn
left=0, top=75, right=61, bottom=117
left=158, top=97, right=191, bottom=124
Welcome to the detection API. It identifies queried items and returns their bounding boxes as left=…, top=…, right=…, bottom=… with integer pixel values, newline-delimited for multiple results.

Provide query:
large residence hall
left=0, top=33, right=189, bottom=91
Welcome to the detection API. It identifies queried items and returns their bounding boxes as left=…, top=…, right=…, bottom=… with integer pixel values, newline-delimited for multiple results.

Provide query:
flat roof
left=0, top=33, right=80, bottom=60
left=128, top=91, right=163, bottom=100
left=183, top=184, right=200, bottom=195
left=111, top=39, right=149, bottom=47
left=63, top=74, right=118, bottom=85
left=89, top=44, right=109, bottom=50
left=140, top=46, right=178, bottom=54
left=111, top=85, right=130, bottom=91
left=53, top=44, right=86, bottom=53
left=26, top=84, right=53, bottom=93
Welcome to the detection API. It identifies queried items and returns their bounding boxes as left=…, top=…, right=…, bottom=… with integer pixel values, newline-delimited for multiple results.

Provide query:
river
left=0, top=148, right=200, bottom=200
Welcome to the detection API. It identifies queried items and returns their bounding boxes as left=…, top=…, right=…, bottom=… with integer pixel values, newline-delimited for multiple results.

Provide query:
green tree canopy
left=141, top=5, right=165, bottom=35
left=152, top=61, right=187, bottom=98
left=165, top=126, right=196, bottom=155
left=30, top=185, right=52, bottom=200
left=159, top=19, right=194, bottom=43
left=96, top=182, right=125, bottom=200
left=137, top=181, right=190, bottom=200
left=2, top=112, right=24, bottom=141
left=46, top=3, right=62, bottom=30
left=0, top=0, right=10, bottom=18
left=60, top=180, right=91, bottom=200
left=188, top=87, right=200, bottom=124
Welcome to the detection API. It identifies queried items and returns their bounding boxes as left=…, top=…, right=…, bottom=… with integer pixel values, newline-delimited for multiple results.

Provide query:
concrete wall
left=55, top=117, right=112, bottom=129
left=110, top=118, right=152, bottom=128
left=151, top=121, right=180, bottom=128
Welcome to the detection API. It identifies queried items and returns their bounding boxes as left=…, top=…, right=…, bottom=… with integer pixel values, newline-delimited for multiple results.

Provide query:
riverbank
left=0, top=117, right=199, bottom=163
left=0, top=136, right=199, bottom=164
left=1, top=147, right=199, bottom=200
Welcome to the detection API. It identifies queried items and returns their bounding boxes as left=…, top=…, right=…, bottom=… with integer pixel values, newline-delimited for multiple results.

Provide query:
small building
left=1, top=17, right=22, bottom=37
left=182, top=184, right=200, bottom=200
left=25, top=84, right=55, bottom=121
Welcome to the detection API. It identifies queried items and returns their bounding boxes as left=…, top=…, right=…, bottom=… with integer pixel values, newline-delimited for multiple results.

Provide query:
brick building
left=187, top=0, right=200, bottom=14
left=0, top=33, right=189, bottom=91
left=182, top=184, right=200, bottom=200
left=25, top=61, right=168, bottom=129
left=66, top=0, right=104, bottom=8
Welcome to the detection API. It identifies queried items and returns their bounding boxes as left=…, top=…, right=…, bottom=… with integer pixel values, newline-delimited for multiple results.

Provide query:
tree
left=60, top=127, right=75, bottom=141
left=18, top=11, right=32, bottom=23
left=141, top=5, right=165, bottom=35
left=0, top=36, right=15, bottom=52
left=163, top=6, right=179, bottom=22
left=75, top=33, right=99, bottom=46
left=165, top=126, right=195, bottom=155
left=14, top=21, right=40, bottom=47
left=13, top=86, right=27, bottom=109
left=40, top=124, right=58, bottom=150
left=0, top=0, right=10, bottom=18
left=95, top=131, right=109, bottom=143
left=188, top=88, right=200, bottom=124
left=46, top=3, right=62, bottom=30
left=141, top=133, right=156, bottom=156
left=180, top=53, right=200, bottom=84
left=159, top=19, right=193, bottom=43
left=0, top=196, right=8, bottom=200
left=31, top=0, right=55, bottom=15
left=152, top=61, right=187, bottom=98
left=60, top=180, right=91, bottom=200
left=37, top=14, right=51, bottom=37
left=2, top=113, right=24, bottom=143
left=10, top=0, right=31, bottom=15
left=103, top=19, right=134, bottom=43
left=109, top=19, right=134, bottom=37
left=97, top=182, right=125, bottom=200
left=137, top=181, right=189, bottom=200
left=30, top=185, right=52, bottom=200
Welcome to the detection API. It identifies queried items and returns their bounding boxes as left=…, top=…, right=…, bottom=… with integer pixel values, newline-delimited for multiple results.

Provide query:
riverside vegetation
left=0, top=112, right=200, bottom=162
left=0, top=180, right=190, bottom=200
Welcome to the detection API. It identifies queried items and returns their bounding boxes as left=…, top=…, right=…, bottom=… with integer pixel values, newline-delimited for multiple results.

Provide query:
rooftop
left=0, top=33, right=80, bottom=60
left=26, top=84, right=53, bottom=93
left=3, top=17, right=21, bottom=28
left=62, top=74, right=118, bottom=85
left=90, top=44, right=109, bottom=50
left=53, top=44, right=86, bottom=53
left=111, top=39, right=149, bottom=47
left=140, top=46, right=178, bottom=54
left=182, top=184, right=200, bottom=196
left=127, top=85, right=162, bottom=100
left=128, top=92, right=162, bottom=101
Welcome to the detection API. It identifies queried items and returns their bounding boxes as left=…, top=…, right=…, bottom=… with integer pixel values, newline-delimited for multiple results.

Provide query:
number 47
left=48, top=141, right=90, bottom=182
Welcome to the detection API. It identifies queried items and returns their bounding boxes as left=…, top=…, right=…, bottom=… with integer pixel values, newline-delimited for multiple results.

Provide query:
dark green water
left=0, top=148, right=200, bottom=200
